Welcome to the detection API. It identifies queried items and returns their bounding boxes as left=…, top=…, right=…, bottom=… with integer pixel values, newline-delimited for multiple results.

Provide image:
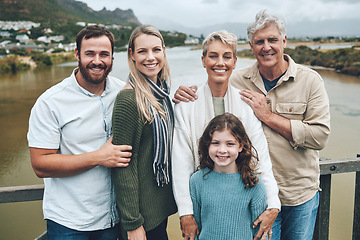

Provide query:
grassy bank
left=286, top=46, right=360, bottom=77
left=0, top=55, right=31, bottom=73
left=237, top=44, right=360, bottom=78
left=0, top=51, right=76, bottom=75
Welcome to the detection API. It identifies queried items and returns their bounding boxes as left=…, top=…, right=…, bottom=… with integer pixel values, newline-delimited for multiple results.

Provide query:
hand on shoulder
left=172, top=85, right=198, bottom=103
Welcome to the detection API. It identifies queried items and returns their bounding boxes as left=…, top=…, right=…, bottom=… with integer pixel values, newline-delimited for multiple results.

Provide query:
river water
left=1, top=47, right=359, bottom=239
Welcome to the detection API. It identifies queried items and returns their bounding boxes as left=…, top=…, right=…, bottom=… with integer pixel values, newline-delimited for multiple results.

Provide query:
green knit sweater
left=111, top=89, right=177, bottom=237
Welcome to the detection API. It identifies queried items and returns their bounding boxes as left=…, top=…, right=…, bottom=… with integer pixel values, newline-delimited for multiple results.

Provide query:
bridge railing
left=1, top=155, right=360, bottom=240
left=314, top=155, right=360, bottom=240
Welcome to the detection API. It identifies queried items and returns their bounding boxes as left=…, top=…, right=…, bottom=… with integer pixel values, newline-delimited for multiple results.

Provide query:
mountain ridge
left=0, top=0, right=140, bottom=26
left=141, top=15, right=360, bottom=38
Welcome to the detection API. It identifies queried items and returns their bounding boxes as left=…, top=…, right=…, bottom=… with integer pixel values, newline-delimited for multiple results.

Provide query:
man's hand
left=240, top=89, right=272, bottom=122
left=240, top=89, right=293, bottom=142
left=253, top=208, right=279, bottom=240
left=127, top=225, right=146, bottom=240
left=180, top=215, right=199, bottom=240
left=96, top=136, right=132, bottom=168
left=172, top=85, right=198, bottom=103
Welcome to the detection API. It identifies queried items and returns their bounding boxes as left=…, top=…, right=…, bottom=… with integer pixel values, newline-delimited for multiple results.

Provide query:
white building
left=185, top=37, right=200, bottom=45
left=0, top=21, right=40, bottom=31
left=16, top=34, right=30, bottom=43
left=0, top=31, right=11, bottom=37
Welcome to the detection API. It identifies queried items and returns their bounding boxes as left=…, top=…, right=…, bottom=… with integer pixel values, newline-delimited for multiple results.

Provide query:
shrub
left=0, top=55, right=31, bottom=74
left=31, top=52, right=52, bottom=66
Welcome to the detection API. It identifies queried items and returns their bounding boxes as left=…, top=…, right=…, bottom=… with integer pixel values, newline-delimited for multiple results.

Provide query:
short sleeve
left=27, top=97, right=60, bottom=149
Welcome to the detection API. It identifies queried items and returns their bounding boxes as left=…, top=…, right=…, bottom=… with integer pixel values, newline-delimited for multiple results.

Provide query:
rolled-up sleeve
left=290, top=74, right=331, bottom=150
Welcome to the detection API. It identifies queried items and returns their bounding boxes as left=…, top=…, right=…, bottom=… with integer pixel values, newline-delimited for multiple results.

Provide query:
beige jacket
left=230, top=55, right=331, bottom=206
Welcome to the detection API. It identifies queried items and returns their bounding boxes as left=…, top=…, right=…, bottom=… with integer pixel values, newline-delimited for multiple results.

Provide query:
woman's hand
left=253, top=208, right=279, bottom=240
left=127, top=225, right=146, bottom=240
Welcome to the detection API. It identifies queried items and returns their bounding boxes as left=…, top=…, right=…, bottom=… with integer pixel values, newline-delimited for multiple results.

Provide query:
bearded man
left=27, top=25, right=132, bottom=240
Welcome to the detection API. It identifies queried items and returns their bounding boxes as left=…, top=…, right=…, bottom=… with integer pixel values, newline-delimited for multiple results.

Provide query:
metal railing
left=0, top=184, right=46, bottom=239
left=1, top=155, right=360, bottom=240
left=314, top=155, right=360, bottom=240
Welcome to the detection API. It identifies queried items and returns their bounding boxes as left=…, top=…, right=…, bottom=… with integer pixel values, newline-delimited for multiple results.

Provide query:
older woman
left=171, top=31, right=280, bottom=240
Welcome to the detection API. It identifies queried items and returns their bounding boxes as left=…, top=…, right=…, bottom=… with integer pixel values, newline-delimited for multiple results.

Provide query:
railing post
left=353, top=154, right=360, bottom=240
left=314, top=174, right=331, bottom=240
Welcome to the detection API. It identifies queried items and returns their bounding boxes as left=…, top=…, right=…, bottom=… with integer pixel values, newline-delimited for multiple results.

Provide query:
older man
left=231, top=10, right=330, bottom=240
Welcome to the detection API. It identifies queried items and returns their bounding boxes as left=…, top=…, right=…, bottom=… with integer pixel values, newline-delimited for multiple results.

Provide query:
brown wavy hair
left=198, top=113, right=259, bottom=188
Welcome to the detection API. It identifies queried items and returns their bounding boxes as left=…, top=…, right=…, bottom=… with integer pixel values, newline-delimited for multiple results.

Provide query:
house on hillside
left=185, top=37, right=200, bottom=45
left=0, top=21, right=40, bottom=31
left=37, top=35, right=65, bottom=43
left=16, top=34, right=29, bottom=44
left=0, top=31, right=11, bottom=38
left=0, top=40, right=11, bottom=48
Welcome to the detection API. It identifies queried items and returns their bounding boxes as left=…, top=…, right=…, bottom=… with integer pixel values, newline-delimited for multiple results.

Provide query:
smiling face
left=75, top=35, right=113, bottom=87
left=250, top=23, right=287, bottom=72
left=209, top=129, right=243, bottom=174
left=130, top=33, right=165, bottom=83
left=202, top=40, right=237, bottom=94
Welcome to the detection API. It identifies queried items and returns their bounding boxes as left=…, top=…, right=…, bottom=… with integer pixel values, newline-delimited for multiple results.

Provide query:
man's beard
left=78, top=58, right=113, bottom=85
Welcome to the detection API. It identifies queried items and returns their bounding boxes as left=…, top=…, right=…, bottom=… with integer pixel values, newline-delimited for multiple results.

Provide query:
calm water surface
left=0, top=47, right=359, bottom=239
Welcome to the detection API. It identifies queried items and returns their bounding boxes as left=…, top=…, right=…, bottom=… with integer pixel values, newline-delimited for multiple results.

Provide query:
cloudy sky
left=78, top=0, right=360, bottom=37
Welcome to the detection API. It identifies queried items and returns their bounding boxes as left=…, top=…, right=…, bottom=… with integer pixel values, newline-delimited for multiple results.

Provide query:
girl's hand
left=127, top=225, right=146, bottom=240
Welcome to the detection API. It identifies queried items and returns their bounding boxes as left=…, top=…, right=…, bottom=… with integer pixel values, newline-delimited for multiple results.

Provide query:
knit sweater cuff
left=121, top=215, right=145, bottom=232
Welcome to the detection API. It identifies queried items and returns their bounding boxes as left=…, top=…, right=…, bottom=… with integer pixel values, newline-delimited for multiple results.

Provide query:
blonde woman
left=171, top=31, right=280, bottom=240
left=112, top=25, right=177, bottom=240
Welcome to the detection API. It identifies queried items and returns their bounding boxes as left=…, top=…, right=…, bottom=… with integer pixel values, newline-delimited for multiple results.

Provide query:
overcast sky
left=79, top=0, right=360, bottom=27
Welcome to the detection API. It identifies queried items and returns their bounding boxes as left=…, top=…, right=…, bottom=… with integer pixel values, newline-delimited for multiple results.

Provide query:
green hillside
left=0, top=0, right=140, bottom=26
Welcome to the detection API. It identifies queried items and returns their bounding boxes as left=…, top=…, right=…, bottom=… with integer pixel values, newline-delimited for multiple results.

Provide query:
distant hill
left=0, top=0, right=141, bottom=26
left=142, top=15, right=360, bottom=39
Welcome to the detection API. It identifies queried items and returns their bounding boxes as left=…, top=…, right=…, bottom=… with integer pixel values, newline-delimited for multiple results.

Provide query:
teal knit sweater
left=111, top=89, right=177, bottom=238
left=190, top=168, right=267, bottom=240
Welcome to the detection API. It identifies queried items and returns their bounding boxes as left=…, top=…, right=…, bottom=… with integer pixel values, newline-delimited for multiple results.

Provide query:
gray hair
left=202, top=30, right=238, bottom=58
left=247, top=10, right=286, bottom=44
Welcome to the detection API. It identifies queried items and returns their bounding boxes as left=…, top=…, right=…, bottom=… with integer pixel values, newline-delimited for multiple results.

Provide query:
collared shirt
left=27, top=68, right=125, bottom=231
left=230, top=55, right=331, bottom=206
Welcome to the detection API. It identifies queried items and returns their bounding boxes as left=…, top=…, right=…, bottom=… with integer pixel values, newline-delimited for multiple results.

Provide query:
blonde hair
left=127, top=25, right=171, bottom=122
left=202, top=30, right=238, bottom=58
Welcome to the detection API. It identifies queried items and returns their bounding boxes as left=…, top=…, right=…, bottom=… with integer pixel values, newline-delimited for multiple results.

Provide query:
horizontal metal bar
left=0, top=184, right=44, bottom=204
left=0, top=157, right=359, bottom=204
left=319, top=157, right=360, bottom=175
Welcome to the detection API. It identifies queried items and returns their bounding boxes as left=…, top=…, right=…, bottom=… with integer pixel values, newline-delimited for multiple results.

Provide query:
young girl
left=190, top=113, right=267, bottom=239
left=111, top=25, right=177, bottom=240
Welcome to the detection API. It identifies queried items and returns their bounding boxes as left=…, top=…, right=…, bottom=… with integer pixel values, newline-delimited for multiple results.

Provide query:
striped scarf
left=129, top=76, right=174, bottom=186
